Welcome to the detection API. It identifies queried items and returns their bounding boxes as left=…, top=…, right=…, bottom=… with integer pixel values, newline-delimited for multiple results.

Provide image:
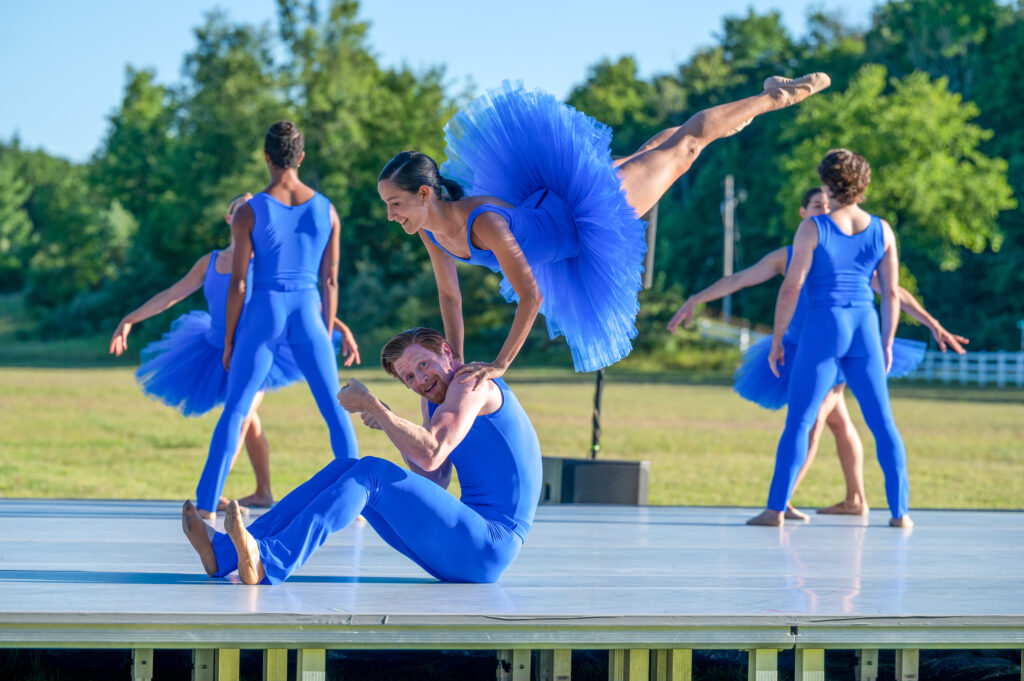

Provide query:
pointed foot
left=224, top=500, right=265, bottom=585
left=182, top=501, right=218, bottom=577
left=764, top=72, right=831, bottom=107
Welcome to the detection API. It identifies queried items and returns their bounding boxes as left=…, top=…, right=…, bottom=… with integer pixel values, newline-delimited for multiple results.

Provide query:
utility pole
left=721, top=175, right=737, bottom=322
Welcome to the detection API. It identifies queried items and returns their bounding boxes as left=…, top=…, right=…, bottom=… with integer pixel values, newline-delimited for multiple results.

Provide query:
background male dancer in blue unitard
left=195, top=121, right=359, bottom=516
left=183, top=327, right=542, bottom=585
left=751, top=149, right=913, bottom=528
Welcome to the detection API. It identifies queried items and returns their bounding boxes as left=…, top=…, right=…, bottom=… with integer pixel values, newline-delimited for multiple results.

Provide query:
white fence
left=904, top=350, right=1024, bottom=387
left=698, top=318, right=1024, bottom=387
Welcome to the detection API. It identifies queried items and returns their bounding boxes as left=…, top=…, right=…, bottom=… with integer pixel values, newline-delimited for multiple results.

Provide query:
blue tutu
left=441, top=82, right=647, bottom=373
left=734, top=335, right=927, bottom=410
left=135, top=311, right=306, bottom=417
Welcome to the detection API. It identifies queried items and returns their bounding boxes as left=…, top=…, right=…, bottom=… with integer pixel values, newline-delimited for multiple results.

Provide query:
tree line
left=1, top=0, right=1019, bottom=366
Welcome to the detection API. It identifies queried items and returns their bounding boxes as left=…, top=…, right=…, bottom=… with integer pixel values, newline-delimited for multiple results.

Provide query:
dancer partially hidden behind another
left=668, top=187, right=967, bottom=518
left=197, top=121, right=359, bottom=517
left=111, top=194, right=359, bottom=515
left=378, top=73, right=831, bottom=380
left=183, top=327, right=542, bottom=585
left=750, top=149, right=914, bottom=528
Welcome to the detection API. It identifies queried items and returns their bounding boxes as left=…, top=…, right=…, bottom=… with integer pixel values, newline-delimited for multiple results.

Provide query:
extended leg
left=238, top=392, right=273, bottom=507
left=617, top=73, right=830, bottom=216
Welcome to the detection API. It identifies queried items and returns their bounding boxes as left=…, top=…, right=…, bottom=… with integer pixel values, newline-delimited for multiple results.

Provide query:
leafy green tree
left=0, top=144, right=34, bottom=289
left=777, top=64, right=1015, bottom=271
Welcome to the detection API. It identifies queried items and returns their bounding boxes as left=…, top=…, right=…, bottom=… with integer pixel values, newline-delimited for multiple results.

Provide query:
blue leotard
left=766, top=215, right=910, bottom=518
left=195, top=193, right=358, bottom=512
left=209, top=378, right=542, bottom=584
left=135, top=251, right=305, bottom=416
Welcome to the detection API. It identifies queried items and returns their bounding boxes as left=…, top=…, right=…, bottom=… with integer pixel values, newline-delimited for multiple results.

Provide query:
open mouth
left=421, top=378, right=437, bottom=395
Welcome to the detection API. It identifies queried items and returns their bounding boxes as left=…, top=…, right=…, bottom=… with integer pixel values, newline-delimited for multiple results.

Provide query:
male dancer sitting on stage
left=183, top=327, right=542, bottom=584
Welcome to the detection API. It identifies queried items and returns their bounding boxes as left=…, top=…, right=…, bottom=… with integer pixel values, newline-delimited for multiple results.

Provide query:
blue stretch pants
left=196, top=288, right=358, bottom=512
left=211, top=457, right=523, bottom=584
left=768, top=304, right=910, bottom=518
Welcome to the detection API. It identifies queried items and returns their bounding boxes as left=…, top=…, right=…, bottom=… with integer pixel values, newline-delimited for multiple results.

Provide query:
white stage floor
left=1, top=500, right=1022, bottom=650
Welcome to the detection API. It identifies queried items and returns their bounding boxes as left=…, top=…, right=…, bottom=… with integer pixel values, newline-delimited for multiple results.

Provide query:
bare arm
left=338, top=377, right=491, bottom=472
left=668, top=248, right=788, bottom=333
left=320, top=204, right=342, bottom=330
left=223, top=203, right=254, bottom=370
left=768, top=220, right=817, bottom=377
left=458, top=212, right=542, bottom=383
left=869, top=274, right=969, bottom=353
left=421, top=232, right=465, bottom=360
left=876, top=221, right=900, bottom=371
left=109, top=254, right=209, bottom=356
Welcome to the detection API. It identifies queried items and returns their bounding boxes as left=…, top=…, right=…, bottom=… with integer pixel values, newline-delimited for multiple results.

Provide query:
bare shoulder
left=441, top=374, right=502, bottom=417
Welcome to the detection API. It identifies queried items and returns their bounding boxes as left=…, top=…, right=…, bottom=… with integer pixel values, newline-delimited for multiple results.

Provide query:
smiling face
left=378, top=179, right=430, bottom=235
left=392, top=342, right=457, bottom=403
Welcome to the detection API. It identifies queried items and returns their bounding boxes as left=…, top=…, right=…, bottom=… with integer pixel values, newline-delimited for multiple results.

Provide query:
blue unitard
left=195, top=193, right=358, bottom=512
left=767, top=215, right=910, bottom=518
left=210, top=378, right=542, bottom=584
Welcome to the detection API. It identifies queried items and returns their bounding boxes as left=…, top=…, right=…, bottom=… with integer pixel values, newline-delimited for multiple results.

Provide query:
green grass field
left=1, top=365, right=1021, bottom=509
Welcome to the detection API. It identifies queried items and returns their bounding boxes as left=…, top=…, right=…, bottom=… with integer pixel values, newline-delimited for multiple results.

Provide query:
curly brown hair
left=381, top=327, right=450, bottom=380
left=817, top=148, right=871, bottom=206
left=264, top=120, right=304, bottom=169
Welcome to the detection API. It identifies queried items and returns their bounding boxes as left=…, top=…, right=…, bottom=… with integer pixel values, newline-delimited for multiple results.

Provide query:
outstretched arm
left=456, top=212, right=542, bottom=387
left=338, top=377, right=490, bottom=472
left=421, top=232, right=465, bottom=360
left=768, top=220, right=817, bottom=377
left=668, top=248, right=788, bottom=333
left=223, top=203, right=254, bottom=370
left=109, top=254, right=209, bottom=356
left=320, top=204, right=342, bottom=330
left=869, top=274, right=969, bottom=354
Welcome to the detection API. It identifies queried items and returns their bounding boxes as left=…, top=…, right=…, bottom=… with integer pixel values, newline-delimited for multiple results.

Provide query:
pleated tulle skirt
left=441, top=82, right=647, bottom=373
left=135, top=311, right=307, bottom=417
left=733, top=335, right=927, bottom=410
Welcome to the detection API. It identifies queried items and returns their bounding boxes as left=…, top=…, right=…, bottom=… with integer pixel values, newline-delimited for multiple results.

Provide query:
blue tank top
left=247, top=192, right=333, bottom=290
left=202, top=250, right=253, bottom=348
left=805, top=214, right=884, bottom=308
left=427, top=377, right=542, bottom=541
left=424, top=188, right=580, bottom=273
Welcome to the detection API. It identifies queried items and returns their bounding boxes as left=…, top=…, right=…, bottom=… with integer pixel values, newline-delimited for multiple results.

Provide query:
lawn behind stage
left=2, top=365, right=1021, bottom=510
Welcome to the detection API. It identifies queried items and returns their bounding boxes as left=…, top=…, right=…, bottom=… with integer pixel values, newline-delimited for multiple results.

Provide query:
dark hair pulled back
left=378, top=151, right=464, bottom=201
left=817, top=148, right=870, bottom=206
left=800, top=186, right=824, bottom=209
left=265, top=120, right=304, bottom=169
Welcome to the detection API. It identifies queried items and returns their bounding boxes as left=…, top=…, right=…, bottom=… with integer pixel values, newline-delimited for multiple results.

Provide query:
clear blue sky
left=1, top=0, right=880, bottom=163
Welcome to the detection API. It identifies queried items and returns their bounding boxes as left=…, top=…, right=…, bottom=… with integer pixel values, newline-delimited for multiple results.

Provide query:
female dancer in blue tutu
left=110, top=192, right=361, bottom=518
left=198, top=121, right=360, bottom=518
left=377, top=73, right=831, bottom=378
left=751, top=149, right=917, bottom=527
left=668, top=186, right=967, bottom=519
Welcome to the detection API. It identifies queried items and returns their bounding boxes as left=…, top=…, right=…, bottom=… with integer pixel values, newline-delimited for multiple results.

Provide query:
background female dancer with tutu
left=377, top=73, right=831, bottom=378
left=196, top=120, right=359, bottom=518
left=751, top=149, right=915, bottom=528
left=668, top=186, right=967, bottom=519
left=110, top=193, right=361, bottom=518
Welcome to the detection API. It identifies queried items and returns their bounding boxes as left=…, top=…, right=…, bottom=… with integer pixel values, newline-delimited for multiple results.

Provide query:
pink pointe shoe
left=764, top=72, right=832, bottom=107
